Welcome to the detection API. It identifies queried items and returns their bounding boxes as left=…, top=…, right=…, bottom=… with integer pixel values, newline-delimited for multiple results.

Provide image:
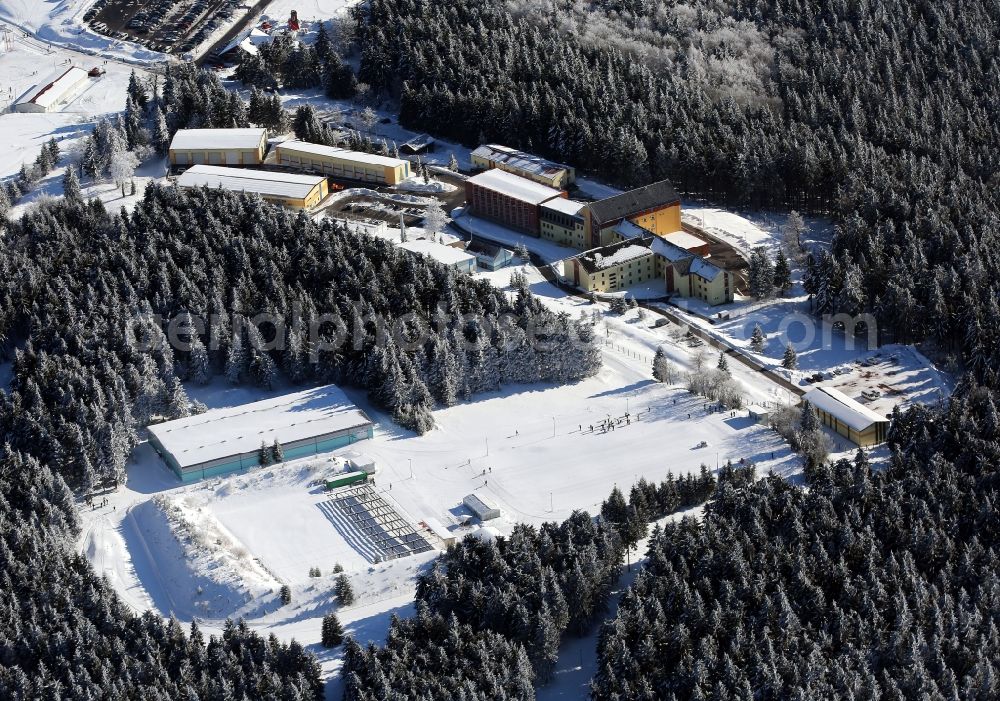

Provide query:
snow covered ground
left=0, top=1, right=164, bottom=64
left=78, top=261, right=804, bottom=694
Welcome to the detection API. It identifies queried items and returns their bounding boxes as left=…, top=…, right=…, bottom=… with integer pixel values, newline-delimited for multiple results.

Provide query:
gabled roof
left=472, top=144, right=571, bottom=178
left=649, top=236, right=725, bottom=282
left=589, top=179, right=680, bottom=224
left=16, top=67, right=90, bottom=109
left=466, top=239, right=511, bottom=258
left=802, top=387, right=890, bottom=432
left=398, top=239, right=477, bottom=266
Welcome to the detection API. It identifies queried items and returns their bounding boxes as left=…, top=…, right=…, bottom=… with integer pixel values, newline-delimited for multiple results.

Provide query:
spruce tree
left=782, top=343, right=798, bottom=370
left=773, top=249, right=792, bottom=294
left=321, top=612, right=344, bottom=647
left=335, top=573, right=355, bottom=606
left=717, top=352, right=730, bottom=375
left=750, top=324, right=766, bottom=353
left=62, top=166, right=82, bottom=202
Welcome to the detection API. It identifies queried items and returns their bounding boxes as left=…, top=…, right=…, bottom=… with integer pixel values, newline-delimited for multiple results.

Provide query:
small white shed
left=463, top=493, right=501, bottom=521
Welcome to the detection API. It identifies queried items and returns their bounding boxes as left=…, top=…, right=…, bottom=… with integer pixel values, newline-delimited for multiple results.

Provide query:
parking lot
left=84, top=0, right=247, bottom=56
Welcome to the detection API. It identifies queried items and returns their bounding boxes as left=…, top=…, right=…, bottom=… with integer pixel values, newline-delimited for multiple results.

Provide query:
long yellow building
left=176, top=165, right=329, bottom=210
left=169, top=128, right=268, bottom=167
left=801, top=387, right=890, bottom=447
left=274, top=141, right=411, bottom=185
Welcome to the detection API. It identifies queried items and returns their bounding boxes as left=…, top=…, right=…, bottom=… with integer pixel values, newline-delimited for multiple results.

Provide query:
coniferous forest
left=0, top=185, right=598, bottom=694
left=2, top=0, right=999, bottom=697
left=353, top=0, right=1000, bottom=376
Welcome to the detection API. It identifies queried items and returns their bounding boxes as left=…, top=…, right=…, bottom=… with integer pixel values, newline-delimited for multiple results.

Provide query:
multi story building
left=176, top=165, right=328, bottom=210
left=585, top=180, right=682, bottom=247
left=539, top=198, right=588, bottom=249
left=471, top=144, right=575, bottom=188
left=274, top=140, right=411, bottom=185
left=568, top=235, right=659, bottom=293
left=650, top=237, right=734, bottom=306
left=464, top=169, right=565, bottom=234
left=168, top=128, right=268, bottom=167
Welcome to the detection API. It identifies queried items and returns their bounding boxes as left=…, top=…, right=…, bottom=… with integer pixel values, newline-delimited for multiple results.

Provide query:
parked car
left=862, top=389, right=881, bottom=400
left=696, top=440, right=709, bottom=448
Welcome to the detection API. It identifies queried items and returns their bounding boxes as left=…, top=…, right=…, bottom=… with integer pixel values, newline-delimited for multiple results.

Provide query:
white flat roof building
left=13, top=67, right=91, bottom=113
left=148, top=384, right=374, bottom=482
left=466, top=169, right=564, bottom=205
left=169, top=128, right=268, bottom=151
left=540, top=197, right=587, bottom=218
left=398, top=239, right=477, bottom=271
left=276, top=140, right=408, bottom=169
left=176, top=165, right=327, bottom=207
left=663, top=231, right=709, bottom=251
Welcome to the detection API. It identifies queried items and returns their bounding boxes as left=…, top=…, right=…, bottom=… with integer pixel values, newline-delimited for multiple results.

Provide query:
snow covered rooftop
left=663, top=231, right=708, bottom=251
left=466, top=169, right=564, bottom=205
left=802, top=386, right=890, bottom=432
left=398, top=239, right=477, bottom=267
left=540, top=197, right=587, bottom=218
left=575, top=235, right=655, bottom=273
left=614, top=220, right=651, bottom=240
left=177, top=165, right=325, bottom=200
left=147, top=384, right=373, bottom=469
left=588, top=245, right=653, bottom=271
left=169, top=128, right=267, bottom=151
left=689, top=257, right=723, bottom=282
left=15, top=66, right=89, bottom=109
left=472, top=144, right=572, bottom=178
left=276, top=140, right=408, bottom=168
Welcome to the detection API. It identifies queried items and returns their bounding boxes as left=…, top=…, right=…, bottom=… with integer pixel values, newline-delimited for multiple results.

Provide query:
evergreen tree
left=750, top=323, right=766, bottom=353
left=782, top=343, right=798, bottom=370
left=321, top=612, right=344, bottom=647
left=280, top=584, right=292, bottom=605
left=717, top=351, right=729, bottom=375
left=773, top=249, right=792, bottom=294
left=335, top=573, right=355, bottom=605
left=62, top=165, right=82, bottom=202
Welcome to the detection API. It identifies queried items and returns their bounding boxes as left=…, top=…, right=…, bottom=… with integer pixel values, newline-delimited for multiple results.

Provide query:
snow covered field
left=0, top=0, right=163, bottom=64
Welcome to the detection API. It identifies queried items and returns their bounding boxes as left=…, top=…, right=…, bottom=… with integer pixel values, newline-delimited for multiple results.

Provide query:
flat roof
left=802, top=386, right=889, bottom=432
left=472, top=144, right=572, bottom=178
left=663, top=231, right=708, bottom=250
left=467, top=168, right=564, bottom=205
left=169, top=128, right=267, bottom=151
left=398, top=239, right=477, bottom=266
left=148, top=384, right=372, bottom=469
left=540, top=197, right=586, bottom=217
left=16, top=66, right=89, bottom=109
left=277, top=140, right=408, bottom=168
left=177, top=165, right=325, bottom=200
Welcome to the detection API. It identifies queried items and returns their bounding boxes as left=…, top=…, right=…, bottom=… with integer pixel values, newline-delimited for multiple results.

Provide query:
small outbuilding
left=463, top=493, right=501, bottom=521
left=801, top=386, right=890, bottom=447
left=424, top=517, right=457, bottom=548
left=13, top=66, right=91, bottom=113
left=466, top=239, right=515, bottom=271
left=398, top=239, right=477, bottom=274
